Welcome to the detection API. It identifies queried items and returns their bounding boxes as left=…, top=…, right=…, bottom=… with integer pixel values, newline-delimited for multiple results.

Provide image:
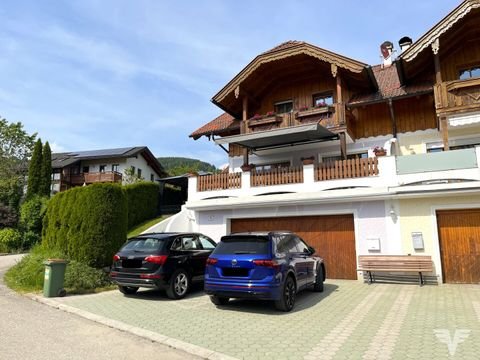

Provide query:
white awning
left=214, top=123, right=336, bottom=150
left=448, top=112, right=480, bottom=127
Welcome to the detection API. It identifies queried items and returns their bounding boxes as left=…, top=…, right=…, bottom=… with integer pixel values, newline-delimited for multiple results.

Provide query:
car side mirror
left=307, top=246, right=315, bottom=255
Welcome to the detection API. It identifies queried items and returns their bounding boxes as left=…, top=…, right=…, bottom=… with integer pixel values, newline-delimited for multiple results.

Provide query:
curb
left=27, top=294, right=238, bottom=360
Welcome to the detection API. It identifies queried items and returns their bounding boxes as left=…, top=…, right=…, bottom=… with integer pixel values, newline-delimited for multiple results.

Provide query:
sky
left=0, top=0, right=460, bottom=167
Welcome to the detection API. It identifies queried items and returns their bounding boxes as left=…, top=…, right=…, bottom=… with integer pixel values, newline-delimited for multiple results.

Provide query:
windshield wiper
left=233, top=251, right=257, bottom=254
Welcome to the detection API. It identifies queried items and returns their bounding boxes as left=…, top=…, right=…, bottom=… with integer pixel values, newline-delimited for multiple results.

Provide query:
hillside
left=157, top=157, right=218, bottom=176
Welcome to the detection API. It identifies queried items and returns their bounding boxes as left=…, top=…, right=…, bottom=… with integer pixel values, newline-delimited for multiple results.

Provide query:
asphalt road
left=0, top=254, right=199, bottom=360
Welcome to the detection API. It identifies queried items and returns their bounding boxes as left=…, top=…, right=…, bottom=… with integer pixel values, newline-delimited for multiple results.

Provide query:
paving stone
left=50, top=280, right=480, bottom=360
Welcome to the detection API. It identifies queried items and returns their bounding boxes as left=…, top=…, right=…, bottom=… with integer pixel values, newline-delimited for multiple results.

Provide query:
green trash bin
left=43, top=259, right=68, bottom=297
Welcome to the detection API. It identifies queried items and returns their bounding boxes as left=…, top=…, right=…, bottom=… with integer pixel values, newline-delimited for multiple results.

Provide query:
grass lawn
left=127, top=215, right=170, bottom=238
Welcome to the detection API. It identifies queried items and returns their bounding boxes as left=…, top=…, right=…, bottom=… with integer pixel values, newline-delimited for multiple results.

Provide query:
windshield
left=121, top=237, right=166, bottom=252
left=213, top=236, right=271, bottom=255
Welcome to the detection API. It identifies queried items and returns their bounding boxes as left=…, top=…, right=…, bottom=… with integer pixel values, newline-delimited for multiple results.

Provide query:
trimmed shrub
left=42, top=183, right=128, bottom=267
left=0, top=228, right=22, bottom=253
left=124, top=182, right=159, bottom=228
left=19, top=195, right=48, bottom=249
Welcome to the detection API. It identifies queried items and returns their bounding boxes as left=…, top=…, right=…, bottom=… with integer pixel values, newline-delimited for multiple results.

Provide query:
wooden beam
left=242, top=96, right=249, bottom=165
left=339, top=132, right=347, bottom=160
left=434, top=53, right=442, bottom=84
left=336, top=75, right=343, bottom=103
left=440, top=116, right=449, bottom=151
left=388, top=98, right=397, bottom=137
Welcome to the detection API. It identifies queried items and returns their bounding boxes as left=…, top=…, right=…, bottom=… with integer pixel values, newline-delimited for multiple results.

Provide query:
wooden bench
left=357, top=255, right=433, bottom=286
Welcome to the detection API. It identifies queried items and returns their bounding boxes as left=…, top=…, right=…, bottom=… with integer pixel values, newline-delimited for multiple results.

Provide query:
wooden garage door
left=437, top=209, right=480, bottom=284
left=231, top=215, right=356, bottom=280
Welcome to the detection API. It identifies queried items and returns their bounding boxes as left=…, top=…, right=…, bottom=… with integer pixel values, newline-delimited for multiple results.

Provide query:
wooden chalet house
left=185, top=0, right=480, bottom=284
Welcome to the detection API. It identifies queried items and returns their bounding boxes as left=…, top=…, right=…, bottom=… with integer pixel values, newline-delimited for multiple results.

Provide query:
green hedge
left=124, top=182, right=159, bottom=228
left=0, top=228, right=22, bottom=253
left=42, top=183, right=128, bottom=267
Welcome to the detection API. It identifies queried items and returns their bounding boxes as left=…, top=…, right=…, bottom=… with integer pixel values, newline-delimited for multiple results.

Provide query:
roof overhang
left=400, top=0, right=480, bottom=63
left=214, top=123, right=337, bottom=151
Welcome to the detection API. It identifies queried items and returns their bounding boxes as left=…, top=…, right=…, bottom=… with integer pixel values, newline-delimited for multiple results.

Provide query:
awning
left=214, top=123, right=337, bottom=150
left=448, top=112, right=480, bottom=127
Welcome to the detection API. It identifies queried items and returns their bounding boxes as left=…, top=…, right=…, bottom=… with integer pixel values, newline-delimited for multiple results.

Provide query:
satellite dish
left=380, top=41, right=394, bottom=59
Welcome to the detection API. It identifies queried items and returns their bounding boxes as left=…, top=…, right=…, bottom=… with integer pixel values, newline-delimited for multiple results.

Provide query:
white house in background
left=51, top=146, right=167, bottom=193
left=183, top=0, right=480, bottom=284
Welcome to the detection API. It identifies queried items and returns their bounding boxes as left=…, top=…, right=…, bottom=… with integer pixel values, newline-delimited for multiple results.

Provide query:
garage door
left=231, top=214, right=356, bottom=280
left=437, top=209, right=480, bottom=284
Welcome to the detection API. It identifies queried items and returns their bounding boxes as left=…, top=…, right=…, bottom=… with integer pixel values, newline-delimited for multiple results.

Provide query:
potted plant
left=373, top=146, right=386, bottom=157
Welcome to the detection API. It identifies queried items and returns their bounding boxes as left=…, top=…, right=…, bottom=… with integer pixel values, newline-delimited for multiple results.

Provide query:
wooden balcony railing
left=69, top=174, right=85, bottom=185
left=434, top=78, right=480, bottom=114
left=84, top=171, right=122, bottom=184
left=315, top=158, right=378, bottom=181
left=197, top=172, right=242, bottom=192
left=251, top=167, right=303, bottom=187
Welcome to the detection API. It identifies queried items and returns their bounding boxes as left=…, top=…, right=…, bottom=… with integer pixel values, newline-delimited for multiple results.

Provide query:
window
left=150, top=174, right=154, bottom=181
left=99, top=165, right=106, bottom=173
left=313, top=92, right=334, bottom=107
left=111, top=164, right=119, bottom=172
left=459, top=66, right=480, bottom=80
left=82, top=166, right=89, bottom=173
left=275, top=235, right=298, bottom=254
left=199, top=235, right=216, bottom=250
left=321, top=152, right=368, bottom=163
left=137, top=168, right=142, bottom=178
left=254, top=161, right=290, bottom=171
left=294, top=237, right=310, bottom=253
left=171, top=236, right=200, bottom=251
left=274, top=100, right=293, bottom=114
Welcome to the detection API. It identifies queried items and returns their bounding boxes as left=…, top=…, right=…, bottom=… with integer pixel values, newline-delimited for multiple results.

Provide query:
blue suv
left=204, top=231, right=325, bottom=312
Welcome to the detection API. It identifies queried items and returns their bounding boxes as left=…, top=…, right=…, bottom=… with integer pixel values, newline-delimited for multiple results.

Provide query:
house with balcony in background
left=51, top=146, right=166, bottom=193
left=184, top=0, right=480, bottom=284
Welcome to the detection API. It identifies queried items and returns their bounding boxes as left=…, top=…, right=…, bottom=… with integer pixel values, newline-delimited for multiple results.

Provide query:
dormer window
left=459, top=66, right=480, bottom=80
left=274, top=100, right=293, bottom=114
left=313, top=92, right=334, bottom=107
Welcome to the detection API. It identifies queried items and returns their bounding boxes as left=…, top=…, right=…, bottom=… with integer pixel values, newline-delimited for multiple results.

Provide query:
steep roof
left=52, top=146, right=167, bottom=177
left=348, top=65, right=433, bottom=105
left=189, top=112, right=239, bottom=139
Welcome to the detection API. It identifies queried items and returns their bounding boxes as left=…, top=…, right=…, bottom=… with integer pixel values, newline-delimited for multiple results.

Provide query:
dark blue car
left=204, top=231, right=325, bottom=312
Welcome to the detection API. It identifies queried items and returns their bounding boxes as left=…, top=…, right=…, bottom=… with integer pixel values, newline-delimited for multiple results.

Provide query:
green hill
left=157, top=157, right=218, bottom=176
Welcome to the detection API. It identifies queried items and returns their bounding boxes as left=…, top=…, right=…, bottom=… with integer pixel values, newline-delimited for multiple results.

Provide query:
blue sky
left=0, top=0, right=460, bottom=167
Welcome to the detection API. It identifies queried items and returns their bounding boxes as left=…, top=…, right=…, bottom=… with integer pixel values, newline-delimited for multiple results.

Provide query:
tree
left=40, top=141, right=52, bottom=197
left=0, top=118, right=36, bottom=216
left=26, top=139, right=43, bottom=199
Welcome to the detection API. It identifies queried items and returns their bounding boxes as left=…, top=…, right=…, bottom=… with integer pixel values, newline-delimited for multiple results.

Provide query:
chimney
left=399, top=36, right=413, bottom=52
left=380, top=41, right=395, bottom=67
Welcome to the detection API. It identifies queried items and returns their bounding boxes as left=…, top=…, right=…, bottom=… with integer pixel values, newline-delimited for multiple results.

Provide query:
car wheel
left=313, top=265, right=324, bottom=293
left=166, top=269, right=190, bottom=299
left=210, top=295, right=229, bottom=306
left=118, top=285, right=139, bottom=295
left=275, top=275, right=296, bottom=312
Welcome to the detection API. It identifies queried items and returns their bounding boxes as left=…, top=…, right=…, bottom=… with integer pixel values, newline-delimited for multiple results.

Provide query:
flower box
left=296, top=105, right=334, bottom=119
left=248, top=114, right=282, bottom=127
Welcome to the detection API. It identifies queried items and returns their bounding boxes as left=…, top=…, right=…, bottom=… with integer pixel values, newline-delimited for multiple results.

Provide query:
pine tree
left=40, top=141, right=52, bottom=197
left=26, top=139, right=43, bottom=199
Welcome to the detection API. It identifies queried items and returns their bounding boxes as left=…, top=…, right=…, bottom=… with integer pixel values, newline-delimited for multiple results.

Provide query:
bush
left=4, top=245, right=112, bottom=293
left=64, top=261, right=111, bottom=293
left=42, top=183, right=128, bottom=267
left=124, top=182, right=159, bottom=228
left=19, top=195, right=48, bottom=249
left=0, top=228, right=22, bottom=253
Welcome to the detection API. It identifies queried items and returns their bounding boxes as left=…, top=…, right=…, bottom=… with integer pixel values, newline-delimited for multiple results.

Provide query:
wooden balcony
left=315, top=158, right=378, bottom=181
left=84, top=171, right=122, bottom=184
left=197, top=172, right=241, bottom=192
left=434, top=78, right=480, bottom=115
left=251, top=167, right=303, bottom=187
left=69, top=174, right=86, bottom=185
left=242, top=103, right=348, bottom=135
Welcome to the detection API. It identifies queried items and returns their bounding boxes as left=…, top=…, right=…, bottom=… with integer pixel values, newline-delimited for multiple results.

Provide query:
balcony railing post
left=241, top=170, right=251, bottom=191
left=303, top=164, right=315, bottom=185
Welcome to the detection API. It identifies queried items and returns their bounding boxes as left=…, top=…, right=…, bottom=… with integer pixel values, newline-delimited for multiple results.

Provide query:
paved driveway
left=53, top=280, right=480, bottom=359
